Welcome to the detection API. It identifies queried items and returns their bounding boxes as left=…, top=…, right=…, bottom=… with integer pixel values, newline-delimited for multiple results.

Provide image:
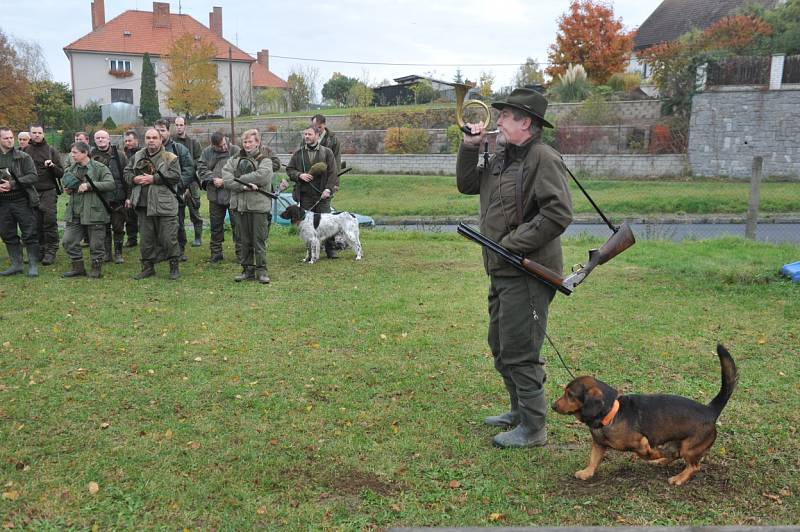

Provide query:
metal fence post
left=745, top=156, right=763, bottom=240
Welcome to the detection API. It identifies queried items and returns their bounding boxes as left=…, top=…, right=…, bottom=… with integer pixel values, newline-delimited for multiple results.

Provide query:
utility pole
left=229, top=47, right=235, bottom=141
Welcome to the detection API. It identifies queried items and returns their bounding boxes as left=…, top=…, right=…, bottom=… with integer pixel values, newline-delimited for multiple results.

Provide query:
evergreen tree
left=140, top=52, right=160, bottom=124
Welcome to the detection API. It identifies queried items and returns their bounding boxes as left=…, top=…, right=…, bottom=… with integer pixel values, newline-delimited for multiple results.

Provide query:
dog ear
left=580, top=387, right=606, bottom=427
left=580, top=380, right=618, bottom=428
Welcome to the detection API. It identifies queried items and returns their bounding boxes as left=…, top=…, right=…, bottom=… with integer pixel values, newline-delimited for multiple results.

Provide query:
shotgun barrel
left=457, top=223, right=573, bottom=295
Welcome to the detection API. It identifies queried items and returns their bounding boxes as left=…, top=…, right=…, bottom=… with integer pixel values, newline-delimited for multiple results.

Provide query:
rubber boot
left=114, top=240, right=125, bottom=264
left=324, top=239, right=339, bottom=259
left=40, top=250, right=55, bottom=265
left=492, top=389, right=548, bottom=449
left=0, top=244, right=24, bottom=276
left=88, top=259, right=103, bottom=279
left=125, top=236, right=137, bottom=247
left=192, top=222, right=203, bottom=247
left=169, top=259, right=180, bottom=280
left=133, top=261, right=155, bottom=280
left=26, top=244, right=39, bottom=278
left=484, top=377, right=520, bottom=427
left=62, top=260, right=87, bottom=278
left=255, top=268, right=270, bottom=284
left=235, top=266, right=254, bottom=282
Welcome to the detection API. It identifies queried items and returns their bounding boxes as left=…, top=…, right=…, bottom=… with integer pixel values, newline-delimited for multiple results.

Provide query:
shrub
left=102, top=116, right=117, bottom=130
left=350, top=108, right=453, bottom=130
left=567, top=93, right=619, bottom=125
left=446, top=124, right=463, bottom=153
left=608, top=72, right=642, bottom=93
left=384, top=127, right=430, bottom=154
left=550, top=64, right=591, bottom=102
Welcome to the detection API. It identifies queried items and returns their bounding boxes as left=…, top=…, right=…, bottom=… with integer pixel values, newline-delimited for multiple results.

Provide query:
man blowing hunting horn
left=456, top=87, right=573, bottom=448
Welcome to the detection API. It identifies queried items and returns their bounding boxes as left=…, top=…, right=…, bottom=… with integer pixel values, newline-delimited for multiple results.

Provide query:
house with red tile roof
left=64, top=1, right=286, bottom=119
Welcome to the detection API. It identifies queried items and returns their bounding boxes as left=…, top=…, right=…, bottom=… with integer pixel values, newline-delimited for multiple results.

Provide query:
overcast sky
left=2, top=0, right=661, bottom=98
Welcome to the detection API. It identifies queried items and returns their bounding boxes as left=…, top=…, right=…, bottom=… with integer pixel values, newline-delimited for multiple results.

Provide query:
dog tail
left=708, top=343, right=737, bottom=418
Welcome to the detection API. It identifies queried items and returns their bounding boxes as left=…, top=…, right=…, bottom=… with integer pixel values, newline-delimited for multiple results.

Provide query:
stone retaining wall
left=275, top=153, right=689, bottom=178
left=192, top=100, right=665, bottom=138
left=689, top=88, right=800, bottom=177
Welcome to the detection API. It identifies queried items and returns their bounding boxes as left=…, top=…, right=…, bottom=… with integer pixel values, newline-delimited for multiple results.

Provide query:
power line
left=257, top=53, right=527, bottom=67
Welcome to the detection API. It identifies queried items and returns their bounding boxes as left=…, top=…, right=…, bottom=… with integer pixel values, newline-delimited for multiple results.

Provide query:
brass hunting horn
left=455, top=83, right=493, bottom=135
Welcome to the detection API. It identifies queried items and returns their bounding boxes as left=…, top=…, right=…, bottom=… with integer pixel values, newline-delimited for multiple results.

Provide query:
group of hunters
left=5, top=87, right=573, bottom=449
left=0, top=114, right=342, bottom=284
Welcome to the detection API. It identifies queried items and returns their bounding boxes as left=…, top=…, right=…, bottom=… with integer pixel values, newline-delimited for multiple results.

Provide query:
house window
left=110, top=60, right=132, bottom=72
left=111, top=88, right=134, bottom=104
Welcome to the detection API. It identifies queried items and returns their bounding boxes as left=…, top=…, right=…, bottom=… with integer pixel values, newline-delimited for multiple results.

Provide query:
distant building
left=373, top=75, right=464, bottom=106
left=628, top=0, right=780, bottom=84
left=64, top=1, right=286, bottom=119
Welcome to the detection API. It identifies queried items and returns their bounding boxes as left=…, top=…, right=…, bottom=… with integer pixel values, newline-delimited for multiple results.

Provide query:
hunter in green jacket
left=61, top=142, right=116, bottom=278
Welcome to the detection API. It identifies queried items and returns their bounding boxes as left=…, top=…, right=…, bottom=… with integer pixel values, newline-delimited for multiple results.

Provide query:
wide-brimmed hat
left=491, top=88, right=553, bottom=129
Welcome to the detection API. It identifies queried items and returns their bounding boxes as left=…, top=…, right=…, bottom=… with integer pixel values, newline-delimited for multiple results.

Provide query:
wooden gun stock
left=561, top=222, right=636, bottom=292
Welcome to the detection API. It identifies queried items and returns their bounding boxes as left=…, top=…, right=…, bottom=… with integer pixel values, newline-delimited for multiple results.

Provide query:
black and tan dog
left=552, top=344, right=737, bottom=485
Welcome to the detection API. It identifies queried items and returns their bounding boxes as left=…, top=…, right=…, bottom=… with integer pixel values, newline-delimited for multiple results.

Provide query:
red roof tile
left=251, top=62, right=288, bottom=89
left=64, top=10, right=253, bottom=62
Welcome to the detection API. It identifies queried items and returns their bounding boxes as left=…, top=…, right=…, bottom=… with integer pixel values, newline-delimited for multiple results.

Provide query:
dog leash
left=531, top=305, right=576, bottom=380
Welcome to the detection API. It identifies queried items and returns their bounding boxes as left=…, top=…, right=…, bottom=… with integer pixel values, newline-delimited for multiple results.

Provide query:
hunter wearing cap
left=456, top=87, right=573, bottom=449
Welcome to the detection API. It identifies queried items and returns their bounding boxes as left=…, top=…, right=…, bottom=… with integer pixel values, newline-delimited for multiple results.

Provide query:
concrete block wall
left=276, top=153, right=689, bottom=178
left=689, top=88, right=800, bottom=177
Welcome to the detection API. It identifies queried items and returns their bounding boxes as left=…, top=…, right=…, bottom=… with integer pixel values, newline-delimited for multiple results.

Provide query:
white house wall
left=69, top=51, right=252, bottom=118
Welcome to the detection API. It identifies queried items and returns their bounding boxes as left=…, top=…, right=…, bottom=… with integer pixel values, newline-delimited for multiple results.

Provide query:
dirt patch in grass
left=282, top=465, right=402, bottom=498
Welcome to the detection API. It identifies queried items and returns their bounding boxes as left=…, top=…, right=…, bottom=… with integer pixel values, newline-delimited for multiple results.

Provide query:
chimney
left=209, top=7, right=223, bottom=37
left=153, top=2, right=170, bottom=28
left=257, top=49, right=270, bottom=71
left=91, top=0, right=105, bottom=30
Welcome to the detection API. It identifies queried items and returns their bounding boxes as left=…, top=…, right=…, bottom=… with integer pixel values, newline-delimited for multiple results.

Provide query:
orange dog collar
left=601, top=399, right=620, bottom=426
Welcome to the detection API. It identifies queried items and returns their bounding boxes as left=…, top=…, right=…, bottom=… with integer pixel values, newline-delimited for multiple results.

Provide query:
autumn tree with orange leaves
left=0, top=29, right=34, bottom=130
left=640, top=15, right=772, bottom=118
left=164, top=34, right=223, bottom=119
left=546, top=0, right=635, bottom=85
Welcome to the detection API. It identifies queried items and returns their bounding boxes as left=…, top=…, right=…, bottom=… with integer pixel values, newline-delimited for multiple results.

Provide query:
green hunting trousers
left=63, top=218, right=106, bottom=262
left=237, top=211, right=270, bottom=270
left=487, top=275, right=556, bottom=431
left=136, top=208, right=179, bottom=263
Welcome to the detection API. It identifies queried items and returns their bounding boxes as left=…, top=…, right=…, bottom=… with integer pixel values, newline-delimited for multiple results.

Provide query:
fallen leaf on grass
left=1, top=490, right=20, bottom=501
left=256, top=506, right=267, bottom=515
left=88, top=482, right=100, bottom=495
left=100, top=422, right=110, bottom=429
left=488, top=512, right=505, bottom=522
left=194, top=357, right=202, bottom=362
left=165, top=429, right=173, bottom=440
left=448, top=480, right=461, bottom=489
left=762, top=492, right=782, bottom=503
left=187, top=441, right=201, bottom=450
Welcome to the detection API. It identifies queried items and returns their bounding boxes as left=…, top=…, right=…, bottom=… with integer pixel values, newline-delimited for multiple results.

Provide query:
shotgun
left=457, top=222, right=635, bottom=295
left=80, top=168, right=115, bottom=215
left=233, top=177, right=279, bottom=199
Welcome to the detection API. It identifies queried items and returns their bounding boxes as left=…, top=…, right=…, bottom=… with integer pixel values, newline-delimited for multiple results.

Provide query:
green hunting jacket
left=221, top=145, right=275, bottom=214
left=197, top=143, right=239, bottom=206
left=319, top=127, right=341, bottom=170
left=0, top=147, right=39, bottom=207
left=90, top=145, right=128, bottom=203
left=62, top=159, right=116, bottom=225
left=286, top=143, right=338, bottom=204
left=456, top=139, right=573, bottom=277
left=124, top=147, right=181, bottom=216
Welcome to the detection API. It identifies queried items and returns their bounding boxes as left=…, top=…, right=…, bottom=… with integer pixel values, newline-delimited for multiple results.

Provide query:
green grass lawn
left=331, top=174, right=800, bottom=219
left=1, top=228, right=798, bottom=529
